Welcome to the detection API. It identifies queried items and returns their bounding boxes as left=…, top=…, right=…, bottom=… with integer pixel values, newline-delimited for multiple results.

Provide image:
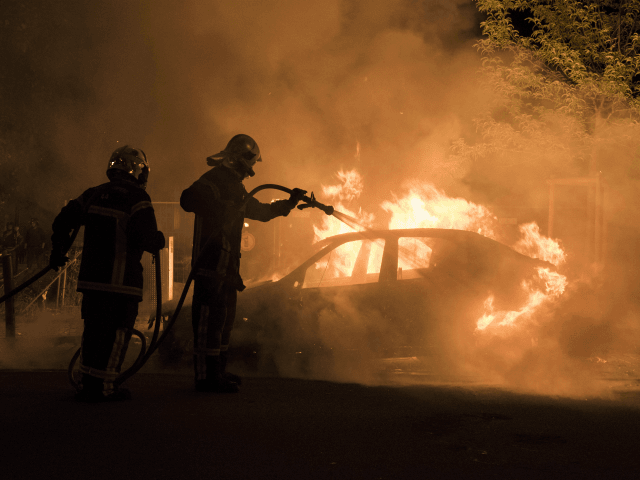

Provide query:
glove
left=154, top=231, right=166, bottom=251
left=49, top=251, right=69, bottom=272
left=288, top=188, right=307, bottom=206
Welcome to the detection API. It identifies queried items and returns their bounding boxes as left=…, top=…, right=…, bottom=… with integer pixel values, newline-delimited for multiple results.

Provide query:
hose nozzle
left=297, top=192, right=334, bottom=215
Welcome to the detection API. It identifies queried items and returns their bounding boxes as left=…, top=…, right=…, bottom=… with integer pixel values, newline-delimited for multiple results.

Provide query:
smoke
left=4, top=1, right=639, bottom=399
left=0, top=310, right=80, bottom=370
left=1, top=0, right=485, bottom=212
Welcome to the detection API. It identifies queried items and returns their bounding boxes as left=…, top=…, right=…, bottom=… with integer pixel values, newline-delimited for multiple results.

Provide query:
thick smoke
left=3, top=1, right=638, bottom=398
left=1, top=0, right=485, bottom=212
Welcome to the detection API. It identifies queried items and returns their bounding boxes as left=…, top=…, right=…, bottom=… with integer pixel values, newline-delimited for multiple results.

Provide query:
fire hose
left=65, top=184, right=334, bottom=390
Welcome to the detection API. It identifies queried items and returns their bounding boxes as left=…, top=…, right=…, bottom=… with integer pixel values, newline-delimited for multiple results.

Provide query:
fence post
left=56, top=275, right=61, bottom=309
left=2, top=254, right=15, bottom=338
left=61, top=268, right=67, bottom=307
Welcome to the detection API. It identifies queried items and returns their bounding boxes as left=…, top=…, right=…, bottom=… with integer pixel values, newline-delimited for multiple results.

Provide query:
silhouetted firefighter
left=180, top=134, right=306, bottom=393
left=50, top=146, right=165, bottom=402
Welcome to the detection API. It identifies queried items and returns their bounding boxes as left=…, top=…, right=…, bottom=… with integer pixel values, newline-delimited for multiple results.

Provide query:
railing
left=2, top=249, right=82, bottom=337
left=21, top=249, right=82, bottom=314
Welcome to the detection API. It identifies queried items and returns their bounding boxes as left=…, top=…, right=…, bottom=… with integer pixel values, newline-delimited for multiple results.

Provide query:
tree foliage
left=476, top=0, right=640, bottom=119
left=449, top=1, right=640, bottom=210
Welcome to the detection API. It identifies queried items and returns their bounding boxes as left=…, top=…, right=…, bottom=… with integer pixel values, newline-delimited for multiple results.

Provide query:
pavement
left=2, top=367, right=640, bottom=478
left=2, top=309, right=640, bottom=478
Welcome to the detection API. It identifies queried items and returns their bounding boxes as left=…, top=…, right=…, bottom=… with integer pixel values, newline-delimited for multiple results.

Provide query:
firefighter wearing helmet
left=180, top=134, right=306, bottom=392
left=50, top=145, right=165, bottom=402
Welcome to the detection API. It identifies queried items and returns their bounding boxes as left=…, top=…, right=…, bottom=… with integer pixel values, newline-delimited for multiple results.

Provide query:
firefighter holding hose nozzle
left=180, top=134, right=306, bottom=393
left=50, top=146, right=165, bottom=402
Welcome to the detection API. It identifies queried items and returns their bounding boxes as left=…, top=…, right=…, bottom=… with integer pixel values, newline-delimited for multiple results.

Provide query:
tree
left=452, top=1, right=640, bottom=211
left=476, top=0, right=640, bottom=117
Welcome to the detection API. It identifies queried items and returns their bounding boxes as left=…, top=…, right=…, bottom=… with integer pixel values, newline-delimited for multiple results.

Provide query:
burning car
left=229, top=228, right=556, bottom=368
left=157, top=227, right=557, bottom=374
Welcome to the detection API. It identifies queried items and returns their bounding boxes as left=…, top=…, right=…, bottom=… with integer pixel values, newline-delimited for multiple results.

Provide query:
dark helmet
left=206, top=134, right=262, bottom=178
left=107, top=145, right=150, bottom=189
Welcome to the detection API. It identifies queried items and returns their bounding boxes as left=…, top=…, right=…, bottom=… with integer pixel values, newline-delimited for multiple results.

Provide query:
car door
left=295, top=237, right=392, bottom=355
left=382, top=233, right=486, bottom=355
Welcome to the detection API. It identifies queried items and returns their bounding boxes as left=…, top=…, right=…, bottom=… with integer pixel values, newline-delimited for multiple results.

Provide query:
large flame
left=381, top=182, right=497, bottom=237
left=312, top=169, right=376, bottom=282
left=312, top=167, right=568, bottom=333
left=513, top=222, right=567, bottom=266
left=476, top=267, right=568, bottom=331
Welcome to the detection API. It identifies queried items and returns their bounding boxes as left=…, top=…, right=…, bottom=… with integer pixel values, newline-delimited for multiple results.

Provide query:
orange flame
left=312, top=169, right=375, bottom=282
left=381, top=182, right=497, bottom=237
left=311, top=168, right=569, bottom=333
left=513, top=222, right=566, bottom=266
left=476, top=266, right=568, bottom=331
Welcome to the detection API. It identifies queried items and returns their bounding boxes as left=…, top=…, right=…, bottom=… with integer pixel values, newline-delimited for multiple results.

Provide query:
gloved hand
left=288, top=188, right=307, bottom=206
left=49, top=251, right=69, bottom=272
left=154, top=231, right=166, bottom=251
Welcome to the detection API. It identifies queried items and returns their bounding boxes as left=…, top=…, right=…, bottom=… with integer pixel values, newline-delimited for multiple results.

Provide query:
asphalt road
left=1, top=369, right=640, bottom=479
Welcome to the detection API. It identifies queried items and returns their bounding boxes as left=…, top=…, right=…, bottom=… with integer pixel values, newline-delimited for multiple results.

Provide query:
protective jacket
left=51, top=178, right=163, bottom=300
left=180, top=166, right=293, bottom=290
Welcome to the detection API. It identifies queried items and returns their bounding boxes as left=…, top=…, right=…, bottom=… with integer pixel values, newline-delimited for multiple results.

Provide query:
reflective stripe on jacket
left=51, top=179, right=161, bottom=301
left=180, top=166, right=294, bottom=289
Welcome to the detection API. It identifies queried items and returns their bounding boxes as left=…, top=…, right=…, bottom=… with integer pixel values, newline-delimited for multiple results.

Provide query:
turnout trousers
left=79, top=291, right=139, bottom=395
left=192, top=278, right=237, bottom=382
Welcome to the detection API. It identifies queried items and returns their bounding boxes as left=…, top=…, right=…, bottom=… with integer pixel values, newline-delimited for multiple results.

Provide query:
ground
left=2, top=308, right=640, bottom=478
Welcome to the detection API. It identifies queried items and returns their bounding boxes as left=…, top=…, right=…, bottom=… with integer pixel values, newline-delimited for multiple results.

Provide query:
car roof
left=310, top=228, right=551, bottom=267
left=314, top=228, right=493, bottom=249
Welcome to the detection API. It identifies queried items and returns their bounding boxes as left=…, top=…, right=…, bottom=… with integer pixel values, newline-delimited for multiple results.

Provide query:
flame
left=476, top=266, right=567, bottom=331
left=312, top=169, right=375, bottom=283
left=513, top=222, right=566, bottom=266
left=381, top=182, right=497, bottom=237
left=475, top=223, right=567, bottom=332
left=311, top=167, right=569, bottom=333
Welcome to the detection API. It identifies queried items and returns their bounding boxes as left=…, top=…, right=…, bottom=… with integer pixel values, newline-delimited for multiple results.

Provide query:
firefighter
left=180, top=134, right=306, bottom=393
left=50, top=145, right=165, bottom=402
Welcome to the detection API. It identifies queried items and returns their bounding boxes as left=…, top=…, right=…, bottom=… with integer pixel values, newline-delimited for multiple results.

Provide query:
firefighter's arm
left=129, top=200, right=165, bottom=253
left=245, top=188, right=307, bottom=221
left=180, top=178, right=225, bottom=218
left=50, top=196, right=85, bottom=270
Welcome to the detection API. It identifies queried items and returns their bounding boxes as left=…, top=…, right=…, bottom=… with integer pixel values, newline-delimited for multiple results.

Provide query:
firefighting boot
left=75, top=374, right=105, bottom=403
left=220, top=350, right=242, bottom=386
left=102, top=387, right=132, bottom=402
left=75, top=375, right=132, bottom=402
left=194, top=355, right=239, bottom=393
